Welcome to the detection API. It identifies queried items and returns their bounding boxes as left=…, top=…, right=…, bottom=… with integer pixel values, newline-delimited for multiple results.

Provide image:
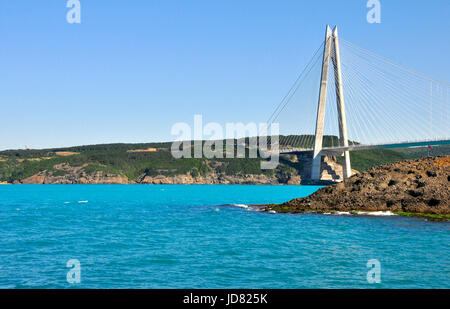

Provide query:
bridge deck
left=280, top=139, right=450, bottom=155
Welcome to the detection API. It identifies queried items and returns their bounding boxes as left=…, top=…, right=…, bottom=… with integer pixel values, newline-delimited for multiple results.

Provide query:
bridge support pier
left=332, top=26, right=352, bottom=179
left=311, top=26, right=332, bottom=181
left=312, top=25, right=352, bottom=181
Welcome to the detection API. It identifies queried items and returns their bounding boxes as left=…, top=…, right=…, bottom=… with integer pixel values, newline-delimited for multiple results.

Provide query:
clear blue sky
left=0, top=0, right=449, bottom=150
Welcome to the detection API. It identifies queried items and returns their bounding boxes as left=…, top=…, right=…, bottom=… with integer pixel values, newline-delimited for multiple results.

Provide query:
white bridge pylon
left=311, top=25, right=352, bottom=180
left=272, top=25, right=450, bottom=180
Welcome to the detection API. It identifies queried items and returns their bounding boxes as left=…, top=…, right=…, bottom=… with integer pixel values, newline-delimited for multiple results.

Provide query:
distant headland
left=0, top=137, right=449, bottom=186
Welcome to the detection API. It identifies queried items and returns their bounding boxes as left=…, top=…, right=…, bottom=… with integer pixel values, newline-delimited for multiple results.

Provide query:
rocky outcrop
left=17, top=163, right=301, bottom=185
left=266, top=156, right=450, bottom=215
left=22, top=174, right=46, bottom=184
left=21, top=171, right=129, bottom=184
left=139, top=173, right=292, bottom=185
left=20, top=164, right=129, bottom=184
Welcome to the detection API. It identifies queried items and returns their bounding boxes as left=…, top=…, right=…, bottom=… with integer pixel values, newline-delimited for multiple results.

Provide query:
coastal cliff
left=265, top=156, right=450, bottom=218
left=16, top=163, right=301, bottom=185
left=139, top=173, right=301, bottom=185
left=1, top=139, right=448, bottom=185
left=19, top=172, right=300, bottom=185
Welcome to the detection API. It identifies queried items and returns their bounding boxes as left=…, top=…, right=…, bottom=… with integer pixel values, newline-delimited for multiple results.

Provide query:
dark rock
left=388, top=179, right=398, bottom=186
left=416, top=181, right=426, bottom=188
left=407, top=190, right=423, bottom=197
left=428, top=199, right=440, bottom=207
left=267, top=156, right=450, bottom=215
left=426, top=171, right=437, bottom=177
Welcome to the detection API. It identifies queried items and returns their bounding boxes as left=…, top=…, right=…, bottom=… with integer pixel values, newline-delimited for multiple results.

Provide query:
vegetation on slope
left=0, top=136, right=447, bottom=184
left=345, top=149, right=412, bottom=171
left=0, top=141, right=279, bottom=183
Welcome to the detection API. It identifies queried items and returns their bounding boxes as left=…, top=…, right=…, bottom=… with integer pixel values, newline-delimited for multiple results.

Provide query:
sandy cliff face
left=21, top=175, right=46, bottom=184
left=267, top=156, right=450, bottom=215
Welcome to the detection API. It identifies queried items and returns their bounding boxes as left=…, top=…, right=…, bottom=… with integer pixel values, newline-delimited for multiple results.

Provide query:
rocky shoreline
left=264, top=156, right=450, bottom=220
left=12, top=163, right=303, bottom=185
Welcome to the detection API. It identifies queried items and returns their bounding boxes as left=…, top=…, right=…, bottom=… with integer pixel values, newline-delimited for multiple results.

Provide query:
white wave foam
left=221, top=203, right=266, bottom=212
left=356, top=211, right=397, bottom=216
left=219, top=203, right=267, bottom=212
left=327, top=211, right=397, bottom=216
left=228, top=204, right=250, bottom=209
left=335, top=211, right=351, bottom=215
left=78, top=200, right=88, bottom=203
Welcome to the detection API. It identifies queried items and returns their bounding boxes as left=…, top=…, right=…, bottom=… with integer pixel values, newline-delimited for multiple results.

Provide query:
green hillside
left=345, top=149, right=412, bottom=171
left=0, top=136, right=447, bottom=184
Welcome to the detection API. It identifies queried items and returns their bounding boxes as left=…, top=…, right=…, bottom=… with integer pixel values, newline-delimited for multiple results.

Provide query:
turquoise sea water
left=0, top=185, right=448, bottom=289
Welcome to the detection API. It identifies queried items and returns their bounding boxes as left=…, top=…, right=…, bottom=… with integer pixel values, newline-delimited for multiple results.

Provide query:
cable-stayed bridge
left=266, top=25, right=450, bottom=181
